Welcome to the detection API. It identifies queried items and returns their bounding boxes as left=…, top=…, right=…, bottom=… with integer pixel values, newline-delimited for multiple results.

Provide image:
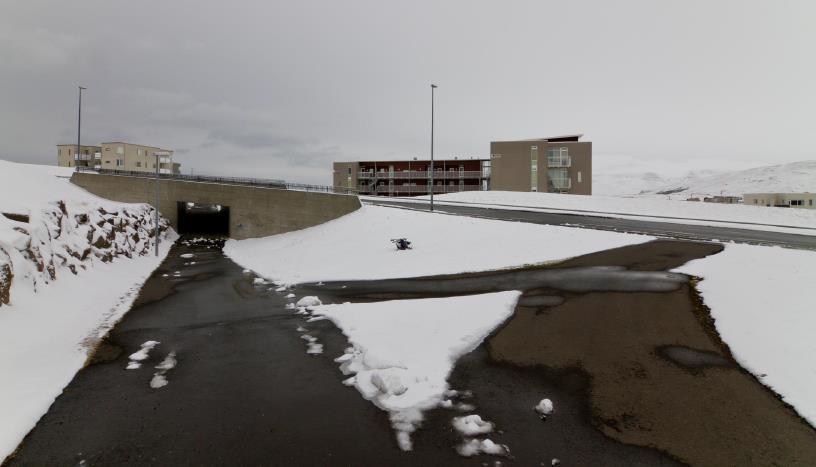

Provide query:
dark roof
left=493, top=134, right=584, bottom=143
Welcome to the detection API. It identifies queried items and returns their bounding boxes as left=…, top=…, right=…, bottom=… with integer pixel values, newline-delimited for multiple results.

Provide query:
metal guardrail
left=74, top=167, right=357, bottom=195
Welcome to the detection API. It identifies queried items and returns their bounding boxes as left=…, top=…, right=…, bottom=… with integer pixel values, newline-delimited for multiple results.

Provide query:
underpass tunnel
left=176, top=202, right=230, bottom=236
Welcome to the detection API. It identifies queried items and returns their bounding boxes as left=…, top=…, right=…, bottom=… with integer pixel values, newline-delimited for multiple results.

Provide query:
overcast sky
left=1, top=0, right=814, bottom=184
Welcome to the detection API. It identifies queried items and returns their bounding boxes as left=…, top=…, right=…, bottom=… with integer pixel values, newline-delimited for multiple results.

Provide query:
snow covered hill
left=0, top=160, right=176, bottom=460
left=638, top=160, right=816, bottom=198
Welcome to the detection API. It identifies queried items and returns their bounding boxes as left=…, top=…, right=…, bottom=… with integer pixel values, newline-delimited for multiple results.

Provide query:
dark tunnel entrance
left=177, top=202, right=230, bottom=236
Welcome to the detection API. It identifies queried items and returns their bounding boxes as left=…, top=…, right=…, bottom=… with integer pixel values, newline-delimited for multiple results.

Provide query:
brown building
left=333, top=158, right=490, bottom=196
left=58, top=142, right=180, bottom=174
left=56, top=144, right=102, bottom=168
left=490, top=134, right=592, bottom=195
left=744, top=193, right=815, bottom=209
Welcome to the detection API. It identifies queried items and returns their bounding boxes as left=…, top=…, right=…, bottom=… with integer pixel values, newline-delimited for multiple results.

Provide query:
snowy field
left=224, top=204, right=654, bottom=285
left=370, top=190, right=816, bottom=234
left=675, top=244, right=816, bottom=426
left=0, top=161, right=176, bottom=460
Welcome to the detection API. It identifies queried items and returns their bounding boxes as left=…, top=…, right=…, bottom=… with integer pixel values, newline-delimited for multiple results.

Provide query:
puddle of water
left=312, top=266, right=688, bottom=300
left=656, top=345, right=733, bottom=370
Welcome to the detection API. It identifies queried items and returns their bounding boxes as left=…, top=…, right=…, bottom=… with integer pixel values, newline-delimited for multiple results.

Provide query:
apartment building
left=333, top=158, right=490, bottom=196
left=490, top=134, right=592, bottom=195
left=99, top=142, right=180, bottom=174
left=58, top=142, right=180, bottom=174
left=56, top=144, right=102, bottom=168
left=744, top=193, right=815, bottom=209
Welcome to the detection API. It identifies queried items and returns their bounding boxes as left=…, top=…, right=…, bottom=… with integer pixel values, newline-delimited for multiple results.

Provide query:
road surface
left=366, top=198, right=816, bottom=251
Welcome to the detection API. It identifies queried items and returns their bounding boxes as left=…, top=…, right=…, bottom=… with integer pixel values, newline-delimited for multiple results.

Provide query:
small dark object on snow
left=391, top=238, right=412, bottom=250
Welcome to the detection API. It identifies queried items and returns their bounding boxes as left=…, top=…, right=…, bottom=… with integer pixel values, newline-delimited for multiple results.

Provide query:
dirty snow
left=180, top=253, right=194, bottom=259
left=0, top=161, right=176, bottom=460
left=128, top=340, right=160, bottom=362
left=311, top=291, right=521, bottom=451
left=296, top=296, right=322, bottom=308
left=150, top=351, right=177, bottom=389
left=224, top=205, right=652, bottom=284
left=535, top=398, right=554, bottom=416
left=456, top=438, right=508, bottom=457
left=674, top=243, right=816, bottom=426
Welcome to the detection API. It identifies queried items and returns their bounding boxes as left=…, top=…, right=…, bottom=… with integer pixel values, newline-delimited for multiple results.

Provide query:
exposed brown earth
left=487, top=240, right=816, bottom=466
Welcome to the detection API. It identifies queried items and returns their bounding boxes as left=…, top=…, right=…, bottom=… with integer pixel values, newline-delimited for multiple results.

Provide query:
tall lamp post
left=430, top=84, right=437, bottom=212
left=153, top=151, right=171, bottom=257
left=76, top=86, right=86, bottom=170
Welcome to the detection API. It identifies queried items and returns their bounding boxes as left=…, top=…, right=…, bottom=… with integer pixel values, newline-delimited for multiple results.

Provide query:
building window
left=116, top=159, right=123, bottom=167
left=347, top=167, right=352, bottom=175
left=105, top=147, right=110, bottom=151
left=810, top=200, right=813, bottom=206
left=548, top=168, right=570, bottom=190
left=791, top=200, right=804, bottom=206
left=547, top=147, right=570, bottom=167
left=136, top=161, right=142, bottom=168
left=577, top=171, right=582, bottom=183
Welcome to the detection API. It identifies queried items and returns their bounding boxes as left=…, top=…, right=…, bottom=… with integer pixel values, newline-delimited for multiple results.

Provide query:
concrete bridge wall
left=70, top=172, right=361, bottom=239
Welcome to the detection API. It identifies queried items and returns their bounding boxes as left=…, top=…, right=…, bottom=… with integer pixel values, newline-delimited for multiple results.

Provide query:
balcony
left=358, top=170, right=487, bottom=180
left=371, top=185, right=482, bottom=195
left=549, top=178, right=572, bottom=190
left=547, top=155, right=571, bottom=168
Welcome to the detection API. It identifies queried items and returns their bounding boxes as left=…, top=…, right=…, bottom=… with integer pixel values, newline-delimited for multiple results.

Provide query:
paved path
left=366, top=198, right=816, bottom=251
left=8, top=239, right=815, bottom=465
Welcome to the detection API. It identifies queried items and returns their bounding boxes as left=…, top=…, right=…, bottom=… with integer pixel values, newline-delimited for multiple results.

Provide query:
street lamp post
left=76, top=86, right=86, bottom=170
left=430, top=84, right=437, bottom=212
left=155, top=153, right=160, bottom=257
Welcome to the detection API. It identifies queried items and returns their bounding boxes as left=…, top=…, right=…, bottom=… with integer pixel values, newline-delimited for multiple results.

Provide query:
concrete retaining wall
left=71, top=172, right=361, bottom=239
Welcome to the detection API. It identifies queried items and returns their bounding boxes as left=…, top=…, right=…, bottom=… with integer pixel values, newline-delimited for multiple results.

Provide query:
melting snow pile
left=535, top=398, right=554, bottom=418
left=310, top=291, right=521, bottom=451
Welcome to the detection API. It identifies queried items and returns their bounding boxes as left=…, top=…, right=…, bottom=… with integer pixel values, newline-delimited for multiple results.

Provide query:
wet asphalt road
left=365, top=198, right=816, bottom=251
left=8, top=239, right=815, bottom=465
left=8, top=240, right=684, bottom=466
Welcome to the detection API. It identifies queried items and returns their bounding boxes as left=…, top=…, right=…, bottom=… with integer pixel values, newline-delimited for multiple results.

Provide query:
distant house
left=703, top=196, right=742, bottom=204
left=743, top=193, right=815, bottom=209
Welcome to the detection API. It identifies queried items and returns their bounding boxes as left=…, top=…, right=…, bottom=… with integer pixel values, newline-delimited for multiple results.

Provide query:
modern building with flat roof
left=333, top=158, right=490, bottom=196
left=58, top=142, right=180, bottom=174
left=490, top=134, right=591, bottom=195
left=744, top=193, right=815, bottom=209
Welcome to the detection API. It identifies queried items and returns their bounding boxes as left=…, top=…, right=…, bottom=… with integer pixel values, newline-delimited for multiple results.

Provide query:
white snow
left=154, top=351, right=177, bottom=371
left=179, top=253, right=194, bottom=259
left=456, top=438, right=508, bottom=457
left=128, top=340, right=160, bottom=362
left=224, top=205, right=653, bottom=284
left=375, top=190, right=816, bottom=235
left=641, top=160, right=816, bottom=199
left=0, top=161, right=176, bottom=459
left=296, top=296, right=322, bottom=308
left=150, top=374, right=168, bottom=389
left=311, top=291, right=521, bottom=451
left=452, top=414, right=494, bottom=435
left=674, top=244, right=816, bottom=426
left=535, top=398, right=554, bottom=416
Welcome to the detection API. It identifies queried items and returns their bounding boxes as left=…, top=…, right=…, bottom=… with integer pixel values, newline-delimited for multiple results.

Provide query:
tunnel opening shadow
left=177, top=202, right=230, bottom=236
